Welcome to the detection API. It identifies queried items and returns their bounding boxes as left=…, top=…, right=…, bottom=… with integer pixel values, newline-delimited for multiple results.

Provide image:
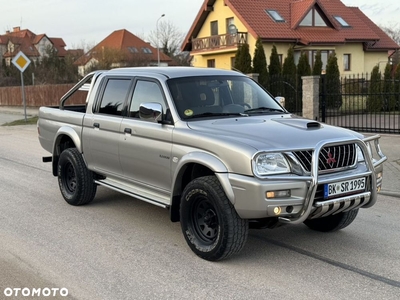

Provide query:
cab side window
left=98, top=78, right=131, bottom=116
left=129, top=80, right=166, bottom=118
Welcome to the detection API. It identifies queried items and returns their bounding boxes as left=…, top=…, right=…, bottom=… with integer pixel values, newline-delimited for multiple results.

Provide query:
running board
left=95, top=180, right=169, bottom=209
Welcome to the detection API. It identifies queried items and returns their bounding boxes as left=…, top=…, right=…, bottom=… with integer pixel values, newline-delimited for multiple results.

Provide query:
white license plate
left=324, top=178, right=366, bottom=199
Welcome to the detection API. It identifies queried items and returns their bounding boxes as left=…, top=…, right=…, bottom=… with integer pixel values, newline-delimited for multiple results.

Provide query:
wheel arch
left=51, top=127, right=81, bottom=176
left=170, top=152, right=235, bottom=222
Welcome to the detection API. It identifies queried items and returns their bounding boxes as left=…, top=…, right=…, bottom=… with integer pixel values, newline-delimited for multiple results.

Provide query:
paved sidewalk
left=1, top=105, right=399, bottom=197
left=373, top=133, right=400, bottom=198
left=0, top=106, right=39, bottom=124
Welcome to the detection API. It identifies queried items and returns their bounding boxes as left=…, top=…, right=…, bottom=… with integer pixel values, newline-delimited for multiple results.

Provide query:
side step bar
left=94, top=180, right=169, bottom=209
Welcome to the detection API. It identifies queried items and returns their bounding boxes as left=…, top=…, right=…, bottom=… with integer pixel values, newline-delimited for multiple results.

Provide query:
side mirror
left=139, top=102, right=163, bottom=123
left=275, top=96, right=285, bottom=108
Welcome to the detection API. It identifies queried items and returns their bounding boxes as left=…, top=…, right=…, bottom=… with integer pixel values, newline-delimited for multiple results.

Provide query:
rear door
left=82, top=76, right=133, bottom=177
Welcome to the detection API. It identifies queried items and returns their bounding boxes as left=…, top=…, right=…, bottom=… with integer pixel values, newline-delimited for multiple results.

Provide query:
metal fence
left=269, top=74, right=303, bottom=115
left=319, top=74, right=400, bottom=134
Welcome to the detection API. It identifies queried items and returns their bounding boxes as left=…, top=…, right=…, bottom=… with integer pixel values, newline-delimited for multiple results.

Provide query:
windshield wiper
left=244, top=107, right=285, bottom=114
left=187, top=112, right=248, bottom=119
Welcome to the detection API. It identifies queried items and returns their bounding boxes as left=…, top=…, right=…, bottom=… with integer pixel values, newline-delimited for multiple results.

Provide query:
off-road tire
left=304, top=209, right=359, bottom=232
left=180, top=176, right=248, bottom=261
left=58, top=148, right=97, bottom=206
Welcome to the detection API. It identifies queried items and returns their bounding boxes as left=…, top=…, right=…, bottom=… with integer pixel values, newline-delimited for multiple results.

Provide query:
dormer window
left=334, top=16, right=350, bottom=27
left=128, top=47, right=138, bottom=53
left=300, top=8, right=327, bottom=27
left=266, top=10, right=285, bottom=22
left=142, top=47, right=152, bottom=54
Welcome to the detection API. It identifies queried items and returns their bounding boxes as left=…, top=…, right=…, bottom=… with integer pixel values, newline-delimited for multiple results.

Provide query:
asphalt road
left=1, top=125, right=400, bottom=300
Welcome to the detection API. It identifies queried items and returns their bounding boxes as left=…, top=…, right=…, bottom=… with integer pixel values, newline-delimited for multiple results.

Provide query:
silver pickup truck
left=38, top=67, right=386, bottom=261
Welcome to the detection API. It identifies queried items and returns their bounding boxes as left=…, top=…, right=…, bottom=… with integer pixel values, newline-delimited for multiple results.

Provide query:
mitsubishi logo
left=326, top=151, right=336, bottom=167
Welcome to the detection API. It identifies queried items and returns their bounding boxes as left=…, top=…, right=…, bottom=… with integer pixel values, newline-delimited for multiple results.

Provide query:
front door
left=119, top=79, right=173, bottom=199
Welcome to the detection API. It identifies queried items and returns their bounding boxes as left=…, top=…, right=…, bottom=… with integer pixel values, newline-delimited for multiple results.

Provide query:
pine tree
left=252, top=37, right=268, bottom=88
left=282, top=46, right=297, bottom=111
left=296, top=52, right=311, bottom=114
left=268, top=45, right=281, bottom=96
left=394, top=64, right=400, bottom=109
left=297, top=53, right=311, bottom=77
left=325, top=53, right=342, bottom=109
left=313, top=50, right=322, bottom=75
left=282, top=46, right=296, bottom=76
left=383, top=63, right=395, bottom=111
left=366, top=65, right=382, bottom=112
left=268, top=45, right=281, bottom=76
left=234, top=43, right=252, bottom=74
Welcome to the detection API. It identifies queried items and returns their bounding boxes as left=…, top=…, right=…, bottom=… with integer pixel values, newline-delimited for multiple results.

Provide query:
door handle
left=124, top=128, right=132, bottom=134
left=93, top=123, right=100, bottom=128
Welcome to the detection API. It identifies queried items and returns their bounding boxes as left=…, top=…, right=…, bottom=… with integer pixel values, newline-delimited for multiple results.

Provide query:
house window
left=210, top=21, right=218, bottom=36
left=311, top=50, right=334, bottom=71
left=226, top=17, right=234, bottom=33
left=265, top=10, right=285, bottom=22
left=142, top=47, right=152, bottom=54
left=207, top=59, right=216, bottom=68
left=278, top=54, right=283, bottom=67
left=128, top=47, right=138, bottom=53
left=343, top=54, right=351, bottom=71
left=334, top=16, right=350, bottom=27
left=299, top=8, right=327, bottom=27
left=230, top=57, right=236, bottom=69
left=296, top=50, right=335, bottom=72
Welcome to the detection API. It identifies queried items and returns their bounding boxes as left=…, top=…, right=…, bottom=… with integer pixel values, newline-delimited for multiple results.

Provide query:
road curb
left=379, top=190, right=400, bottom=199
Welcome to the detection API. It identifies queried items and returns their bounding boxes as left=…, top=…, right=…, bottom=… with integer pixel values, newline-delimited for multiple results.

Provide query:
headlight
left=253, top=153, right=290, bottom=176
left=356, top=142, right=372, bottom=162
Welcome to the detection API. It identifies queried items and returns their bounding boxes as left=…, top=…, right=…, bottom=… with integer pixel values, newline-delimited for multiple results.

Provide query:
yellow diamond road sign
left=12, top=51, right=31, bottom=72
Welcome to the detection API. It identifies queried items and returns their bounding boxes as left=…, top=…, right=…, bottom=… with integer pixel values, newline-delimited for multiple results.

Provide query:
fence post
left=301, top=75, right=320, bottom=120
left=247, top=73, right=259, bottom=83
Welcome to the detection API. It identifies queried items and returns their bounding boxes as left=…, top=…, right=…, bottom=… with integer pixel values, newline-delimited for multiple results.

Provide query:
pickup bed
left=38, top=67, right=386, bottom=260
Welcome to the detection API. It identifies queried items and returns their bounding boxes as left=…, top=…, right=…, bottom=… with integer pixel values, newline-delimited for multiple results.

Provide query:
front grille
left=293, top=143, right=356, bottom=173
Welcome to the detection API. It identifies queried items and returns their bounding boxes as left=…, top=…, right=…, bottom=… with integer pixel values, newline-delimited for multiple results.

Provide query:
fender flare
left=172, top=152, right=235, bottom=204
left=51, top=126, right=82, bottom=175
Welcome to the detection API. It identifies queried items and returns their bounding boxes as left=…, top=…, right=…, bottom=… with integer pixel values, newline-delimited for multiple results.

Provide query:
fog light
left=266, top=190, right=291, bottom=199
left=273, top=207, right=282, bottom=215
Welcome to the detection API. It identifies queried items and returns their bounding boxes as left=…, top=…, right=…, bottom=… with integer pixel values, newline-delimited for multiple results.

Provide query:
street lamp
left=157, top=14, right=165, bottom=67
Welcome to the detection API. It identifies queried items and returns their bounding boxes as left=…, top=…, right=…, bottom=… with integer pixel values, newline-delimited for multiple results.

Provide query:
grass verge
left=2, top=116, right=38, bottom=126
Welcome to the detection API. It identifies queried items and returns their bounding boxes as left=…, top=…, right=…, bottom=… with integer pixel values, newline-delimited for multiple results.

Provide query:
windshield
left=167, top=75, right=285, bottom=120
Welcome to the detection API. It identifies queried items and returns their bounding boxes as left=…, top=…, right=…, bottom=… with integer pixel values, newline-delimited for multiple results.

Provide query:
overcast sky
left=1, top=0, right=399, bottom=50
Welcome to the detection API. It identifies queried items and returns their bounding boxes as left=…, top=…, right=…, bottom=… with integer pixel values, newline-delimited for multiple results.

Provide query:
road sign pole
left=20, top=72, right=27, bottom=122
left=12, top=51, right=31, bottom=123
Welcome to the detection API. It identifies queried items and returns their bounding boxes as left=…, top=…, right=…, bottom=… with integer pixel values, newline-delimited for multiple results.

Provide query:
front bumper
left=227, top=135, right=386, bottom=223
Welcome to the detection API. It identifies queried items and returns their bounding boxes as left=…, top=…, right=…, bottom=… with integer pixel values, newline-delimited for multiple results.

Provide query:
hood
left=187, top=114, right=363, bottom=151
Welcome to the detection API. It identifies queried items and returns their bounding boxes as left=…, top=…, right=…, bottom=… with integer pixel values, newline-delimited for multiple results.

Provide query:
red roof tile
left=291, top=0, right=315, bottom=29
left=75, top=29, right=173, bottom=66
left=349, top=7, right=399, bottom=50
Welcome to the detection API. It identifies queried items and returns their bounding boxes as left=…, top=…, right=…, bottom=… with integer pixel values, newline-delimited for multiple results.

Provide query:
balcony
left=191, top=32, right=248, bottom=52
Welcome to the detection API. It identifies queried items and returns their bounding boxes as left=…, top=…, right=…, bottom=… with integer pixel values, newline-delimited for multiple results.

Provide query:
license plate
left=324, top=178, right=366, bottom=199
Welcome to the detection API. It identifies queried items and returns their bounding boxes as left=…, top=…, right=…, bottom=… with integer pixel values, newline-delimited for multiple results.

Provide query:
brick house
left=182, top=0, right=400, bottom=74
left=74, top=29, right=174, bottom=76
left=0, top=26, right=68, bottom=66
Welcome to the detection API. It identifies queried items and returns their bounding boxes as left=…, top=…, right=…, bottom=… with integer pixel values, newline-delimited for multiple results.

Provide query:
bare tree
left=87, top=47, right=153, bottom=72
left=380, top=22, right=400, bottom=45
left=146, top=20, right=185, bottom=57
left=379, top=22, right=400, bottom=65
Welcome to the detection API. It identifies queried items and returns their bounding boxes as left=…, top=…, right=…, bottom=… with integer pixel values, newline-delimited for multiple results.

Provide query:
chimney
left=6, top=30, right=10, bottom=34
left=13, top=26, right=20, bottom=32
